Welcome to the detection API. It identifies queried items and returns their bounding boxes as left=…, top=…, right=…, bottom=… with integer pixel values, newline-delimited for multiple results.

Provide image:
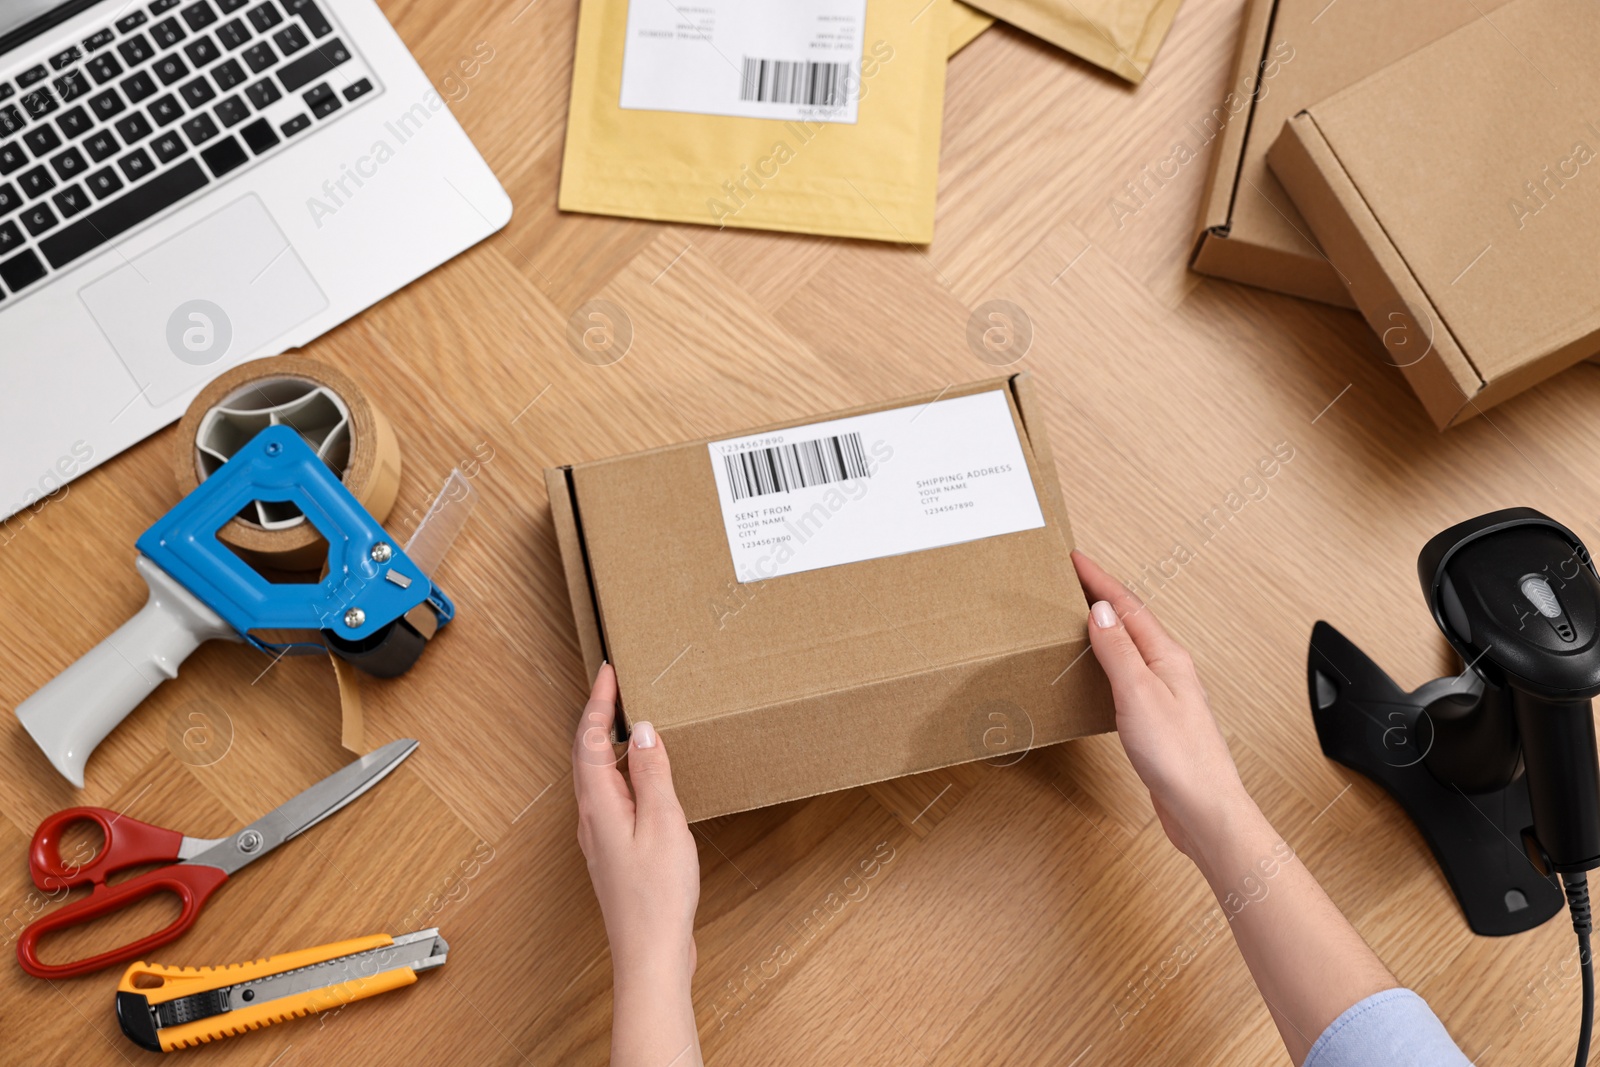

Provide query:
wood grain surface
left=3, top=0, right=1597, bottom=1064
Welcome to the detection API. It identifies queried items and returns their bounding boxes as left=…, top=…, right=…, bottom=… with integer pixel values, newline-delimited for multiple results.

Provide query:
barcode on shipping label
left=619, top=0, right=866, bottom=125
left=724, top=432, right=871, bottom=501
left=739, top=58, right=852, bottom=107
left=707, top=391, right=1047, bottom=582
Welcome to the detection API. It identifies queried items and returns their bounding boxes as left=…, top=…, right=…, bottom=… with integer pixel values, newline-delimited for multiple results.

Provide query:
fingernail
left=632, top=722, right=658, bottom=749
left=1091, top=601, right=1118, bottom=629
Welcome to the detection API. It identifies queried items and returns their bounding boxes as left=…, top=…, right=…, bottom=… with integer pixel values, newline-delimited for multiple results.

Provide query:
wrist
left=612, top=941, right=695, bottom=992
left=1180, top=786, right=1272, bottom=878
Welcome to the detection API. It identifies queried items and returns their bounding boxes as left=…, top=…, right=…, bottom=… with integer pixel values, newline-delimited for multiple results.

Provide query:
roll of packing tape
left=173, top=356, right=402, bottom=571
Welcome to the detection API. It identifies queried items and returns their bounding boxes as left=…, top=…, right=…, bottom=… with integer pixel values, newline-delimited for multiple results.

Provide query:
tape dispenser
left=15, top=425, right=454, bottom=786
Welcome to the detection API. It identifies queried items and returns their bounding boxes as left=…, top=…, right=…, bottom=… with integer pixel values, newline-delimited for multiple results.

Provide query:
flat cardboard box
left=1266, top=0, right=1600, bottom=429
left=1191, top=0, right=1511, bottom=307
left=547, top=375, right=1113, bottom=822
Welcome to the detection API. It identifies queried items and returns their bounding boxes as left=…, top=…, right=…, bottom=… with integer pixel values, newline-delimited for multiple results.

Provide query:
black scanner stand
left=1308, top=620, right=1564, bottom=936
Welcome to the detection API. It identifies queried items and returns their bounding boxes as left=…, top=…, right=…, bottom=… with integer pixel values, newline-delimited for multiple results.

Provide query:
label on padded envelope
left=619, top=0, right=867, bottom=124
left=708, top=390, right=1046, bottom=582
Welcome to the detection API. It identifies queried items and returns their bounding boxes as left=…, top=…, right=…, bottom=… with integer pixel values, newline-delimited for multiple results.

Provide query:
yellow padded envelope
left=960, top=0, right=1182, bottom=82
left=559, top=0, right=949, bottom=244
left=948, top=1, right=994, bottom=53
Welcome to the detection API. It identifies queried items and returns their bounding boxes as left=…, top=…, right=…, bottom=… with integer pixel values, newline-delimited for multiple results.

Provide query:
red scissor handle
left=29, top=807, right=185, bottom=892
left=16, top=862, right=229, bottom=979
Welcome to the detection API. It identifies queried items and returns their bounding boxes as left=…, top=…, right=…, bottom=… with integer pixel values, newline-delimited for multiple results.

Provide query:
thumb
left=1086, top=599, right=1156, bottom=700
left=626, top=722, right=687, bottom=829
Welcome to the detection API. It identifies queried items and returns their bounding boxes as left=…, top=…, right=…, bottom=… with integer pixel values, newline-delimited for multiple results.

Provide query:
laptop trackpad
left=80, top=194, right=328, bottom=407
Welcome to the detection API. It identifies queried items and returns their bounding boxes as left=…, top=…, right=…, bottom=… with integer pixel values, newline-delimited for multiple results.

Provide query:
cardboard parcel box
left=1191, top=0, right=1512, bottom=307
left=1267, top=0, right=1600, bottom=429
left=547, top=375, right=1113, bottom=822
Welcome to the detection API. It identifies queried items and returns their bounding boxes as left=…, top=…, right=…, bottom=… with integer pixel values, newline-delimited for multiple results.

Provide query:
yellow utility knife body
left=115, top=928, right=447, bottom=1052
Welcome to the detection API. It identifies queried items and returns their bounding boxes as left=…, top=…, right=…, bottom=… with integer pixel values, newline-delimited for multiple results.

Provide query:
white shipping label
left=708, top=390, right=1047, bottom=582
left=619, top=0, right=867, bottom=125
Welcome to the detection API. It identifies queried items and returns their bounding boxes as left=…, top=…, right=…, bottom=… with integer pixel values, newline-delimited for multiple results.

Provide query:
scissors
left=17, top=739, right=418, bottom=980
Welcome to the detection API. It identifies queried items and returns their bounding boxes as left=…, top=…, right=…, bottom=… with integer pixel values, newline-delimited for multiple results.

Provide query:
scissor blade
left=190, top=739, right=418, bottom=876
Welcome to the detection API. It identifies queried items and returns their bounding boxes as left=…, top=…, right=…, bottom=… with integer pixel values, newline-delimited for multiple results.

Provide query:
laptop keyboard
left=0, top=0, right=379, bottom=303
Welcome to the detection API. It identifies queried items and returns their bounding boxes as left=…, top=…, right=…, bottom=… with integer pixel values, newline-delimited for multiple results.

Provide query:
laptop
left=0, top=0, right=511, bottom=522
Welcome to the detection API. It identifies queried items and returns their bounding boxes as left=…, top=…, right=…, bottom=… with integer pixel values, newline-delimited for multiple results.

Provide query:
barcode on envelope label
left=724, top=432, right=870, bottom=502
left=739, top=57, right=852, bottom=107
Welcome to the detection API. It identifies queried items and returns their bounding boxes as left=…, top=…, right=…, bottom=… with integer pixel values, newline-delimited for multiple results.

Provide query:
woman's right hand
left=1071, top=550, right=1257, bottom=861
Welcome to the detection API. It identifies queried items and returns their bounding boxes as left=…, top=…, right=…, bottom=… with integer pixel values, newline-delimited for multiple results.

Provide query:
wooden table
left=4, top=0, right=1597, bottom=1062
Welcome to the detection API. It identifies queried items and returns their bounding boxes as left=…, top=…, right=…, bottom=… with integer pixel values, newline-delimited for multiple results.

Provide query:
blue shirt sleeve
left=1304, top=988, right=1471, bottom=1067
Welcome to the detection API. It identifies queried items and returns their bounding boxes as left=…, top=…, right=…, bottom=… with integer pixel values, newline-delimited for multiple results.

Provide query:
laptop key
left=56, top=106, right=92, bottom=139
left=342, top=77, right=372, bottom=102
left=154, top=55, right=189, bottom=86
left=286, top=0, right=332, bottom=38
left=118, top=34, right=155, bottom=66
left=24, top=126, right=62, bottom=156
left=18, top=165, right=54, bottom=197
left=217, top=19, right=251, bottom=50
left=277, top=38, right=348, bottom=92
left=121, top=70, right=157, bottom=103
left=49, top=146, right=87, bottom=180
left=279, top=113, right=309, bottom=137
left=85, top=166, right=124, bottom=198
left=151, top=0, right=183, bottom=12
left=87, top=53, right=123, bottom=84
left=212, top=58, right=246, bottom=89
left=238, top=115, right=277, bottom=153
left=40, top=156, right=208, bottom=268
left=84, top=28, right=117, bottom=52
left=184, top=35, right=221, bottom=67
left=83, top=130, right=118, bottom=161
left=52, top=184, right=90, bottom=217
left=199, top=134, right=246, bottom=176
left=272, top=24, right=308, bottom=56
left=245, top=78, right=280, bottom=108
left=179, top=76, right=216, bottom=108
left=115, top=113, right=153, bottom=143
left=247, top=2, right=283, bottom=32
left=0, top=249, right=46, bottom=291
left=182, top=0, right=218, bottom=30
left=0, top=85, right=11, bottom=102
left=150, top=130, right=186, bottom=162
left=0, top=182, right=17, bottom=214
left=0, top=105, right=21, bottom=135
left=0, top=142, right=23, bottom=173
left=17, top=66, right=48, bottom=88
left=88, top=88, right=125, bottom=121
left=215, top=95, right=249, bottom=127
left=149, top=94, right=184, bottom=126
left=0, top=220, right=21, bottom=255
left=182, top=113, right=218, bottom=145
left=116, top=11, right=150, bottom=33
left=117, top=148, right=154, bottom=181
left=50, top=46, right=83, bottom=71
left=54, top=71, right=90, bottom=103
left=302, top=81, right=335, bottom=115
left=150, top=17, right=186, bottom=48
left=242, top=41, right=276, bottom=73
left=22, top=87, right=59, bottom=119
left=21, top=203, right=58, bottom=236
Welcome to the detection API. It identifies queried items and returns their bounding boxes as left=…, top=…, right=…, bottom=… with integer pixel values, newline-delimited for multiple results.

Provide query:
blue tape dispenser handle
left=15, top=426, right=453, bottom=788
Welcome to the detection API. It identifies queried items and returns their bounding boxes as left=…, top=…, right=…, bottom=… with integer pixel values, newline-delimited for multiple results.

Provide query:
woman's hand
left=572, top=663, right=703, bottom=1067
left=1071, top=550, right=1255, bottom=860
left=1072, top=551, right=1399, bottom=1064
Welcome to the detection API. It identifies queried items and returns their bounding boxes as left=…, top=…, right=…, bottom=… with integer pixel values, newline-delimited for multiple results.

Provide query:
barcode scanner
left=1425, top=515, right=1600, bottom=874
left=1310, top=508, right=1600, bottom=1066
